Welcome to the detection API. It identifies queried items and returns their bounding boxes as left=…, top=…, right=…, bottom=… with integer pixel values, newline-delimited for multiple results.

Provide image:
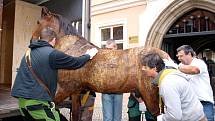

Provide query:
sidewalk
left=60, top=93, right=131, bottom=121
left=92, top=93, right=129, bottom=121
left=60, top=93, right=215, bottom=121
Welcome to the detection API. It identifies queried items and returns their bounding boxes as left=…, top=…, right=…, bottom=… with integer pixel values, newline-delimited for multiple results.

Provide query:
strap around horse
left=81, top=91, right=90, bottom=106
left=25, top=48, right=52, bottom=99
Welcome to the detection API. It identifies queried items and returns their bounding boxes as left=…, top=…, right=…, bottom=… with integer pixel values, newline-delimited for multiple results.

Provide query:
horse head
left=32, top=7, right=79, bottom=40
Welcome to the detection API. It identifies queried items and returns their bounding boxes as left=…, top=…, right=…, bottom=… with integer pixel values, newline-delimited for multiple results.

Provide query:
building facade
left=91, top=0, right=215, bottom=97
left=91, top=0, right=146, bottom=49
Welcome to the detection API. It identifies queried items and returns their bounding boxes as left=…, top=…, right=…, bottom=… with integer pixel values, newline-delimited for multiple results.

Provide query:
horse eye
left=37, top=20, right=40, bottom=24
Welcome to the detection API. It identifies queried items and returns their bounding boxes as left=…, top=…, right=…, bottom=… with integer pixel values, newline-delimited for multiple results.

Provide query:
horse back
left=57, top=48, right=141, bottom=93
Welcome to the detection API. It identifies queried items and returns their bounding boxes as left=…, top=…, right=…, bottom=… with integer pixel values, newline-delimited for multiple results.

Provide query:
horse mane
left=41, top=7, right=78, bottom=36
left=41, top=7, right=98, bottom=48
left=54, top=14, right=79, bottom=36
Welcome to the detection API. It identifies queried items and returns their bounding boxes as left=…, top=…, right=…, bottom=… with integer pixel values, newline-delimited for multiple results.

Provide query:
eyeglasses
left=176, top=53, right=185, bottom=58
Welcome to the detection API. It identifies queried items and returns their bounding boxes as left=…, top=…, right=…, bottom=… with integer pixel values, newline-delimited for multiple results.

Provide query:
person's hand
left=157, top=114, right=163, bottom=121
left=139, top=102, right=147, bottom=112
left=162, top=57, right=178, bottom=69
left=85, top=48, right=98, bottom=59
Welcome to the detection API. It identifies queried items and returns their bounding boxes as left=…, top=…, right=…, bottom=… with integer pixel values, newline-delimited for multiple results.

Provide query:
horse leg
left=137, top=82, right=160, bottom=117
left=54, top=87, right=70, bottom=104
left=72, top=94, right=81, bottom=121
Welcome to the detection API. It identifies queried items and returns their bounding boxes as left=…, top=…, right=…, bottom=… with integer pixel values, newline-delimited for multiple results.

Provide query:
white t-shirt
left=180, top=58, right=214, bottom=104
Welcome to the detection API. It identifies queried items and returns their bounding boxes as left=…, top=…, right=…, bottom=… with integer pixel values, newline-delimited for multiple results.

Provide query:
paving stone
left=60, top=93, right=130, bottom=121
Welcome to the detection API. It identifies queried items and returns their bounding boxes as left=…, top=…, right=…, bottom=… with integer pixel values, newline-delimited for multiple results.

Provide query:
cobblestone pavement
left=59, top=93, right=215, bottom=121
left=60, top=93, right=135, bottom=121
left=92, top=93, right=129, bottom=121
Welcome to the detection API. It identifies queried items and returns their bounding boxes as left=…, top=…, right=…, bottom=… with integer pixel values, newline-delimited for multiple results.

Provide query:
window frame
left=95, top=19, right=127, bottom=49
left=100, top=25, right=124, bottom=48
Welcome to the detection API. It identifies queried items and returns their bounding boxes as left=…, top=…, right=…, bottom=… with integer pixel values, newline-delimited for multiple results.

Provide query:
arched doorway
left=163, top=8, right=215, bottom=60
left=162, top=9, right=215, bottom=99
left=145, top=0, right=215, bottom=100
left=145, top=0, right=215, bottom=48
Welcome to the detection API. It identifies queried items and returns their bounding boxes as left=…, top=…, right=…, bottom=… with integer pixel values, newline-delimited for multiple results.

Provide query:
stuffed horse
left=31, top=7, right=166, bottom=121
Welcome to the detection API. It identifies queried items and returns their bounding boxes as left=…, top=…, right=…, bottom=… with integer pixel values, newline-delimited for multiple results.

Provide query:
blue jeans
left=201, top=101, right=214, bottom=121
left=102, top=93, right=123, bottom=121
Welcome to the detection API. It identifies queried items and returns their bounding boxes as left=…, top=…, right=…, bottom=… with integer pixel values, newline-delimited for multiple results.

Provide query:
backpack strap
left=158, top=69, right=177, bottom=86
left=158, top=69, right=177, bottom=113
left=25, top=48, right=52, bottom=99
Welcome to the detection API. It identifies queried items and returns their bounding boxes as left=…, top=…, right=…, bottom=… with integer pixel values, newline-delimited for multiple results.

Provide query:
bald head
left=40, top=27, right=57, bottom=42
left=105, top=39, right=117, bottom=49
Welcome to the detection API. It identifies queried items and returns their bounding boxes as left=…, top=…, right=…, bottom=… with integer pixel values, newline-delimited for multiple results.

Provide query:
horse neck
left=56, top=35, right=99, bottom=57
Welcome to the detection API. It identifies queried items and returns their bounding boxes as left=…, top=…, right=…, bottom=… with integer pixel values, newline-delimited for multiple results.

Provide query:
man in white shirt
left=140, top=52, right=206, bottom=121
left=176, top=45, right=214, bottom=121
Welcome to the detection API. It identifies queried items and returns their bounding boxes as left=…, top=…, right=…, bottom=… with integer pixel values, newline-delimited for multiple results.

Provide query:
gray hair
left=139, top=52, right=165, bottom=72
left=105, top=39, right=117, bottom=49
left=106, top=39, right=116, bottom=46
left=177, top=45, right=196, bottom=57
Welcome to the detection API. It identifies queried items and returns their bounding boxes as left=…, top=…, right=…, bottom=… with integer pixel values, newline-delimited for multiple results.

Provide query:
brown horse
left=32, top=7, right=168, bottom=121
left=55, top=36, right=165, bottom=121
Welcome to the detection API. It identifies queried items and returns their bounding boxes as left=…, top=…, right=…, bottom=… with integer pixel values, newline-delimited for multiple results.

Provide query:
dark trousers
left=129, top=115, right=155, bottom=121
left=129, top=115, right=140, bottom=121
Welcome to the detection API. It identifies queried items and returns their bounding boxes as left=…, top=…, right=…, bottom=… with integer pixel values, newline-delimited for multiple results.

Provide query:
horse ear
left=41, top=6, right=51, bottom=17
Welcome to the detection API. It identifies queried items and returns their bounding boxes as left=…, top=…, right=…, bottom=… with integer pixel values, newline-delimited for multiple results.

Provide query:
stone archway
left=145, top=0, right=215, bottom=102
left=145, top=0, right=215, bottom=48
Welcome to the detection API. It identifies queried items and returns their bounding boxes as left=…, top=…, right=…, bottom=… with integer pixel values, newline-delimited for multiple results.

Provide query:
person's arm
left=178, top=65, right=200, bottom=74
left=49, top=49, right=90, bottom=69
left=162, top=56, right=178, bottom=69
left=131, top=93, right=143, bottom=102
left=130, top=92, right=147, bottom=112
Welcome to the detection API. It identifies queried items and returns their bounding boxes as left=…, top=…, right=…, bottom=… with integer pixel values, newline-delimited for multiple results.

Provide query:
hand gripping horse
left=32, top=7, right=168, bottom=121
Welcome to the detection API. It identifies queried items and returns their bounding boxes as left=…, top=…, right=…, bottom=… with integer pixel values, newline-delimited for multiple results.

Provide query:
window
left=113, top=26, right=123, bottom=40
left=100, top=25, right=124, bottom=49
left=101, top=28, right=110, bottom=41
left=71, top=19, right=82, bottom=34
